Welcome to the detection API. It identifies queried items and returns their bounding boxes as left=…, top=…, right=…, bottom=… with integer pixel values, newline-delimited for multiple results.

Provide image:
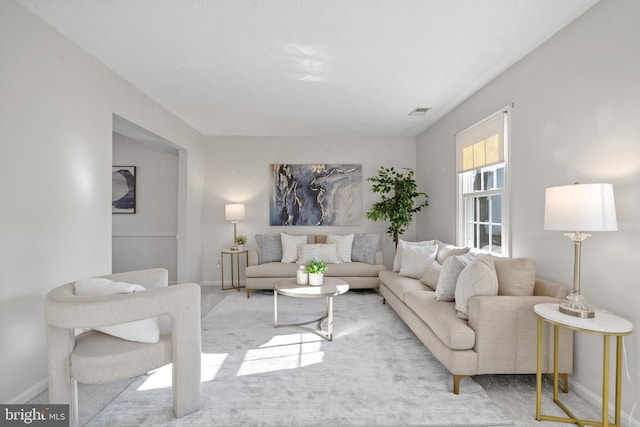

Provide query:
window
left=456, top=109, right=509, bottom=256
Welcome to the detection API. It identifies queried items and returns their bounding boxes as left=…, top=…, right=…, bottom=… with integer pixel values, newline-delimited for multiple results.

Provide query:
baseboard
left=201, top=280, right=218, bottom=286
left=570, top=378, right=639, bottom=427
left=8, top=378, right=48, bottom=404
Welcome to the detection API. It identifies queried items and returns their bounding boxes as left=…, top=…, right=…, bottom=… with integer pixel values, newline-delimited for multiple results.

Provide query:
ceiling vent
left=409, top=107, right=430, bottom=116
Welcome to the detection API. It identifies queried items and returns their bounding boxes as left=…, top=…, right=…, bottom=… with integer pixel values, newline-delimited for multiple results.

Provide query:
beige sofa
left=245, top=234, right=386, bottom=297
left=379, top=240, right=573, bottom=394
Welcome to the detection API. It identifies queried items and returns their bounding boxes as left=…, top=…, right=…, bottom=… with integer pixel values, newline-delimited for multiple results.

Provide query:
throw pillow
left=419, top=262, right=442, bottom=289
left=74, top=278, right=160, bottom=343
left=454, top=258, right=499, bottom=320
left=434, top=254, right=474, bottom=301
left=255, top=234, right=282, bottom=264
left=399, top=244, right=438, bottom=279
left=297, top=243, right=340, bottom=265
left=435, top=240, right=470, bottom=264
left=486, top=256, right=536, bottom=296
left=393, top=239, right=435, bottom=272
left=326, top=233, right=354, bottom=263
left=280, top=233, right=308, bottom=263
left=351, top=234, right=379, bottom=264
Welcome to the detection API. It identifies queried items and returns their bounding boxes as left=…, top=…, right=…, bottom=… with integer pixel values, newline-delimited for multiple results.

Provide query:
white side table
left=534, top=303, right=633, bottom=426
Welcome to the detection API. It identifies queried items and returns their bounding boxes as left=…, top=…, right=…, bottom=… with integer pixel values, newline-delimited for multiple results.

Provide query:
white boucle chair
left=45, top=268, right=201, bottom=426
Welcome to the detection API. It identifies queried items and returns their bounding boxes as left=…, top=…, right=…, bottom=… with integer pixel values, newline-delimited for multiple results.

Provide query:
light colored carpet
left=83, top=289, right=512, bottom=426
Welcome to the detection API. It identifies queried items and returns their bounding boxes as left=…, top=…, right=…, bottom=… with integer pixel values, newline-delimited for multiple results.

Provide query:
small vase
left=308, top=273, right=323, bottom=286
left=237, top=244, right=245, bottom=251
left=296, top=266, right=308, bottom=285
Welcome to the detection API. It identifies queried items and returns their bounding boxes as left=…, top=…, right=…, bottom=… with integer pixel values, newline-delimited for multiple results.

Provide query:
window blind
left=456, top=110, right=507, bottom=173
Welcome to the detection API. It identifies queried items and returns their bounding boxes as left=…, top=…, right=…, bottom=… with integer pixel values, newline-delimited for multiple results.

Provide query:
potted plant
left=304, top=260, right=327, bottom=286
left=235, top=235, right=247, bottom=251
left=366, top=166, right=429, bottom=247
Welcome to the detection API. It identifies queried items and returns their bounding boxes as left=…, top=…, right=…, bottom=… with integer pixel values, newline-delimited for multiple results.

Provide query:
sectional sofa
left=379, top=239, right=574, bottom=394
left=245, top=233, right=386, bottom=298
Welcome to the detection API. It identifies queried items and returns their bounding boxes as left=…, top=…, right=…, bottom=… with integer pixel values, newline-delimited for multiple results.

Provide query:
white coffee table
left=273, top=277, right=349, bottom=341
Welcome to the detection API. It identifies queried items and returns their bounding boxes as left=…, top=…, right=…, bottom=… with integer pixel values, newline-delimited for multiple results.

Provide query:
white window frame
left=456, top=107, right=510, bottom=256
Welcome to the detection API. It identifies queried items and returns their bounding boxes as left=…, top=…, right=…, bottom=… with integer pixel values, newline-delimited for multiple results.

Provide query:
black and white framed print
left=112, top=166, right=136, bottom=214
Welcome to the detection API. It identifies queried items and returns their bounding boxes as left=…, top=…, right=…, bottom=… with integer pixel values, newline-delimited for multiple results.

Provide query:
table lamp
left=544, top=183, right=617, bottom=318
left=225, top=203, right=245, bottom=250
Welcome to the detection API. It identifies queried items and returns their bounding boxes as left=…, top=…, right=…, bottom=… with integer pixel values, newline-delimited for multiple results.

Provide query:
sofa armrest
left=248, top=250, right=259, bottom=266
left=375, top=251, right=383, bottom=265
left=468, top=295, right=573, bottom=374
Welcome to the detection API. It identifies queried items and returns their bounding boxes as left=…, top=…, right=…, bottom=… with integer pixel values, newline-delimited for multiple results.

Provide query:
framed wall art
left=270, top=164, right=362, bottom=226
left=112, top=166, right=136, bottom=214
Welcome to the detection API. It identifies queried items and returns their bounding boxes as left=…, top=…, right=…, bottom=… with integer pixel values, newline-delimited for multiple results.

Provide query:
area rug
left=85, top=290, right=512, bottom=426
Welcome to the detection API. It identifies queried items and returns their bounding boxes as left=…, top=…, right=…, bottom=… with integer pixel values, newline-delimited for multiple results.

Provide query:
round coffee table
left=273, top=277, right=349, bottom=341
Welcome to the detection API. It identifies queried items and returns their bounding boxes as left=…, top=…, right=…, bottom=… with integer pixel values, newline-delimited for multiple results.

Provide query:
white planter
left=308, top=273, right=324, bottom=286
left=236, top=244, right=245, bottom=251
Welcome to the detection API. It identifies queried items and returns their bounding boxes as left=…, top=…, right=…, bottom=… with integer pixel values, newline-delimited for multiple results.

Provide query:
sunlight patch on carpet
left=237, top=333, right=324, bottom=376
left=136, top=353, right=228, bottom=391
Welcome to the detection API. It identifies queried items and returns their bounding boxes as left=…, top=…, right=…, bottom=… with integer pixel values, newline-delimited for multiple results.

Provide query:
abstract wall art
left=270, top=164, right=362, bottom=226
left=112, top=166, right=136, bottom=214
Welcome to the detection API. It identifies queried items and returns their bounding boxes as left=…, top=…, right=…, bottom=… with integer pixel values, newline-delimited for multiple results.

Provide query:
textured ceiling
left=17, top=0, right=598, bottom=137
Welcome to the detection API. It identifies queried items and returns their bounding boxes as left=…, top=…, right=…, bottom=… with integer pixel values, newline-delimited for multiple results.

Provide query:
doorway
left=112, top=115, right=182, bottom=283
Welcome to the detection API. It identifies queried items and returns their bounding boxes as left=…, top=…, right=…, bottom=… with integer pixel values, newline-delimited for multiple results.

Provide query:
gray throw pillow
left=255, top=234, right=282, bottom=264
left=351, top=234, right=379, bottom=264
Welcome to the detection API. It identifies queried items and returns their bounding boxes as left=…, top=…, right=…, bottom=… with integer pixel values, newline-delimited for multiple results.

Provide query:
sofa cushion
left=255, top=234, right=282, bottom=264
left=324, top=262, right=386, bottom=277
left=435, top=255, right=473, bottom=302
left=404, top=290, right=476, bottom=350
left=280, top=233, right=308, bottom=262
left=297, top=243, right=340, bottom=264
left=399, top=243, right=438, bottom=279
left=379, top=270, right=430, bottom=302
left=455, top=258, right=498, bottom=320
left=485, top=256, right=536, bottom=296
left=246, top=262, right=300, bottom=278
left=247, top=260, right=385, bottom=279
left=435, top=240, right=470, bottom=264
left=326, top=233, right=354, bottom=263
left=351, top=234, right=379, bottom=264
left=393, top=239, right=435, bottom=272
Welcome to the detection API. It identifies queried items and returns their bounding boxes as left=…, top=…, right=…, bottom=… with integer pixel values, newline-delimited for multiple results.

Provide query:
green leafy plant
left=366, top=166, right=429, bottom=247
left=304, top=260, right=328, bottom=274
left=235, top=235, right=247, bottom=245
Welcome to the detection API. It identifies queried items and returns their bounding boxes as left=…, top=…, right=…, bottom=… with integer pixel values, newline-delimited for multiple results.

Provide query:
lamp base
left=559, top=292, right=595, bottom=318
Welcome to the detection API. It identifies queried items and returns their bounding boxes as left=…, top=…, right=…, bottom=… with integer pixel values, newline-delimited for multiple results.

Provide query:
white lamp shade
left=544, top=183, right=617, bottom=231
left=225, top=203, right=245, bottom=221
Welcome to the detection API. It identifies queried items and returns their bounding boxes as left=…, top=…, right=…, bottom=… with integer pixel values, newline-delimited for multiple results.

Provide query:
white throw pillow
left=434, top=254, right=474, bottom=302
left=280, top=233, right=308, bottom=263
left=74, top=278, right=160, bottom=343
left=399, top=244, right=438, bottom=279
left=326, top=233, right=354, bottom=263
left=435, top=240, right=471, bottom=264
left=419, top=262, right=442, bottom=289
left=392, top=239, right=435, bottom=272
left=297, top=243, right=340, bottom=265
left=454, top=258, right=499, bottom=320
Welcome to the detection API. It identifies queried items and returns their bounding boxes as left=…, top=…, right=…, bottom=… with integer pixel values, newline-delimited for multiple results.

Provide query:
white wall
left=202, top=136, right=417, bottom=282
left=416, top=0, right=640, bottom=420
left=0, top=0, right=205, bottom=403
left=112, top=133, right=179, bottom=282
